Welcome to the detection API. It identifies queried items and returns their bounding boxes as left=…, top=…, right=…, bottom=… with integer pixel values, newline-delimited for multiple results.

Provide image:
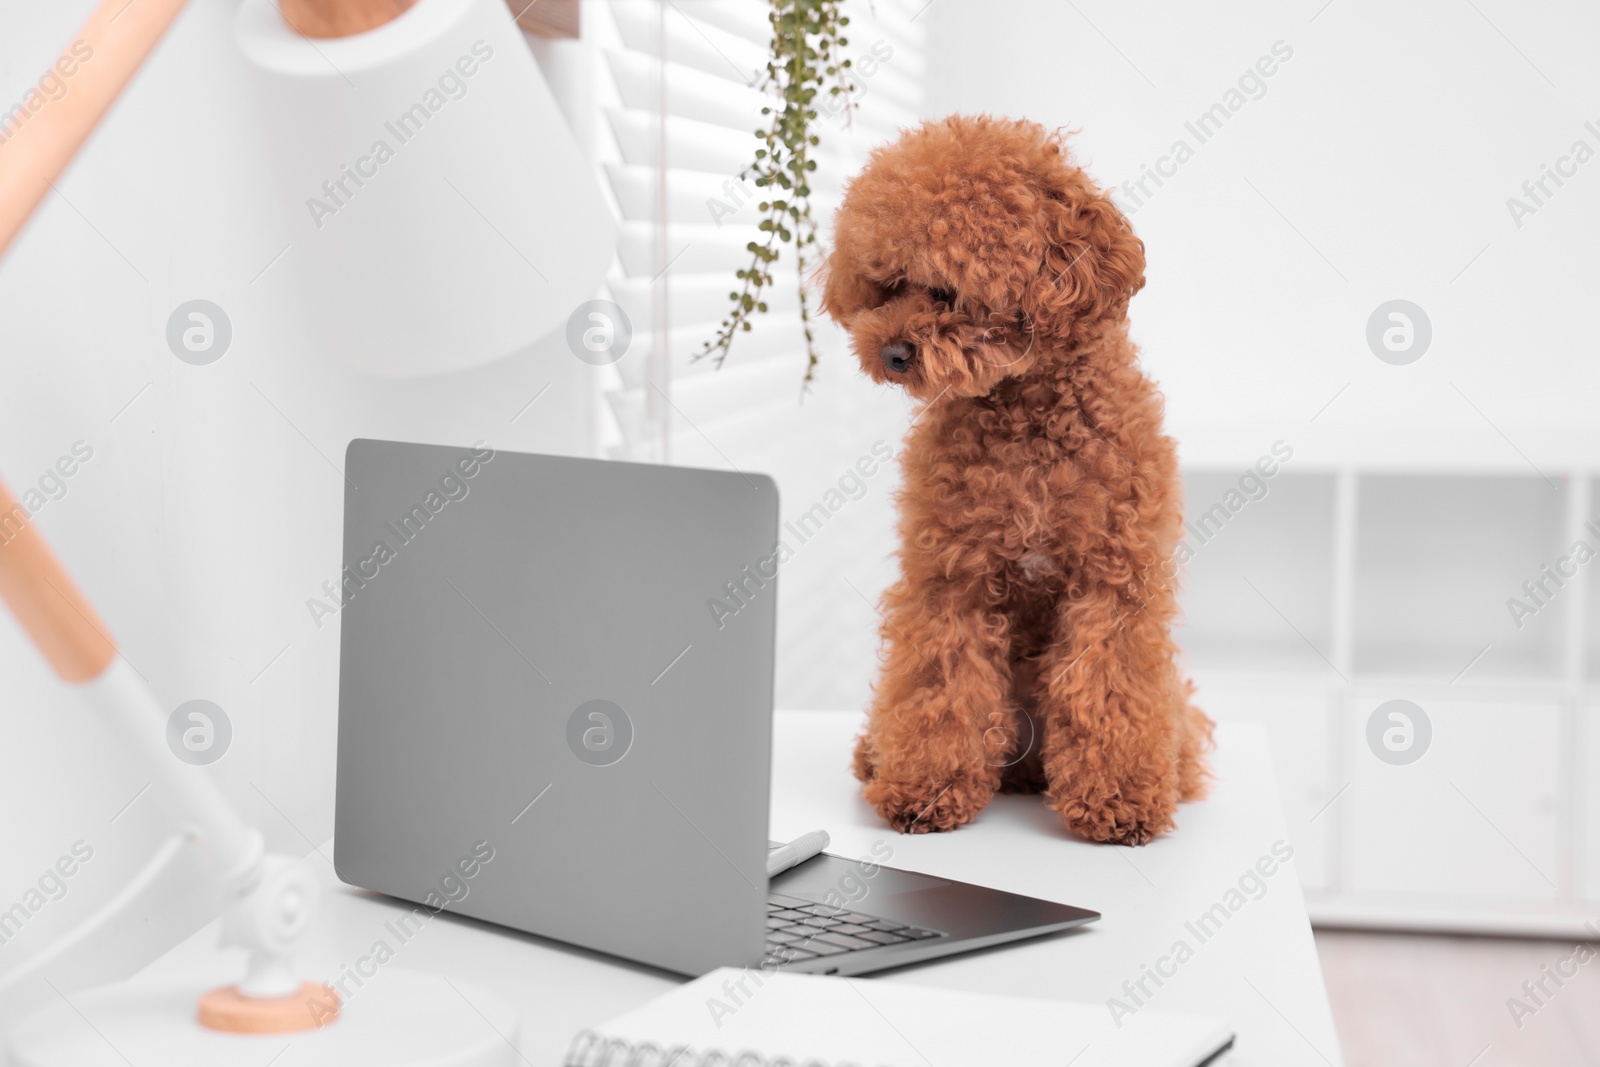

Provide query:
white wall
left=923, top=0, right=1600, bottom=469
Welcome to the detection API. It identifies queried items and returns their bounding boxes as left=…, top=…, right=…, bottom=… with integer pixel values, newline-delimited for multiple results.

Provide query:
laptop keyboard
left=763, top=892, right=943, bottom=967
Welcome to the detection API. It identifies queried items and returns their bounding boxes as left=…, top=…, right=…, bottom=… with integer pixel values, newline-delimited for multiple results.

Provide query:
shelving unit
left=1178, top=465, right=1600, bottom=936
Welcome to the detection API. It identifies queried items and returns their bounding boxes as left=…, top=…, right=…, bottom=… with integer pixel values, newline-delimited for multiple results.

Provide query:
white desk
left=113, top=715, right=1344, bottom=1066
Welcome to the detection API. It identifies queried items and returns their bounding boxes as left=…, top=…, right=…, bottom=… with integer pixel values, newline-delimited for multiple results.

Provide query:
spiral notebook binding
left=563, top=1029, right=864, bottom=1067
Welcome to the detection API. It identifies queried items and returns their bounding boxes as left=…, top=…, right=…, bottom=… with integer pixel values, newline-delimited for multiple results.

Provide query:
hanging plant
left=695, top=0, right=854, bottom=389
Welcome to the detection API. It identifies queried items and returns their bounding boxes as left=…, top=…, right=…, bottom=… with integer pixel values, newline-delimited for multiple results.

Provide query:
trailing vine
left=696, top=0, right=854, bottom=390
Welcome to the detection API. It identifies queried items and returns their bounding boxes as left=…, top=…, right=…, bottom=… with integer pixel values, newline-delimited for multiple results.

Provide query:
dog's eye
left=928, top=287, right=956, bottom=305
left=874, top=280, right=905, bottom=308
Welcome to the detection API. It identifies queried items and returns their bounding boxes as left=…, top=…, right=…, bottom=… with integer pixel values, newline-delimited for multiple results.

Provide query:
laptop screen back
left=335, top=440, right=778, bottom=975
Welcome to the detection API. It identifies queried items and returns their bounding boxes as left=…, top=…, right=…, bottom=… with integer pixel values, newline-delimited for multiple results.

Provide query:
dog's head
left=821, top=115, right=1145, bottom=402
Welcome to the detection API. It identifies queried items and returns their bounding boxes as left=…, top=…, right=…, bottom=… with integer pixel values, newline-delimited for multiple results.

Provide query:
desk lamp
left=0, top=0, right=544, bottom=1061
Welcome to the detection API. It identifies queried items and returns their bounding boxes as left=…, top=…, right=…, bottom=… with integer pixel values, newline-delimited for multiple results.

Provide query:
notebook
left=564, top=967, right=1234, bottom=1067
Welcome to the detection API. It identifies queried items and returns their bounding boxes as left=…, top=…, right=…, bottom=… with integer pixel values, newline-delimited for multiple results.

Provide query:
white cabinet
left=1178, top=464, right=1599, bottom=934
left=1188, top=672, right=1337, bottom=891
left=1341, top=691, right=1561, bottom=900
left=1580, top=697, right=1600, bottom=903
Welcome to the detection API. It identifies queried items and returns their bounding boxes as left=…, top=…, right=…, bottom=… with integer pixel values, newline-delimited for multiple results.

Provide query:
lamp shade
left=233, top=0, right=614, bottom=377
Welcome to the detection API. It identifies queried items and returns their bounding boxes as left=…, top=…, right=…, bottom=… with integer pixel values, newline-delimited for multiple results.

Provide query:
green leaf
left=696, top=0, right=848, bottom=385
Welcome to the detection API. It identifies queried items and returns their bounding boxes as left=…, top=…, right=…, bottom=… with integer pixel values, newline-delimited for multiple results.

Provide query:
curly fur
left=822, top=115, right=1213, bottom=845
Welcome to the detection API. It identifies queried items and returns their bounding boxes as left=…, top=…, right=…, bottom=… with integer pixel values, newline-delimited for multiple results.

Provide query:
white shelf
left=1165, top=373, right=1600, bottom=474
left=1307, top=893, right=1600, bottom=939
left=1180, top=643, right=1340, bottom=678
left=1349, top=644, right=1563, bottom=685
left=1178, top=461, right=1600, bottom=934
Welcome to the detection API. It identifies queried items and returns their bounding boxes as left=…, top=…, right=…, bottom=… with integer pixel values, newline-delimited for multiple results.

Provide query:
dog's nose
left=880, top=341, right=915, bottom=374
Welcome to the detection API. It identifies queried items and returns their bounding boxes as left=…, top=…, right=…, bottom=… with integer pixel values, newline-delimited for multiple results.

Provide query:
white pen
left=766, top=830, right=830, bottom=877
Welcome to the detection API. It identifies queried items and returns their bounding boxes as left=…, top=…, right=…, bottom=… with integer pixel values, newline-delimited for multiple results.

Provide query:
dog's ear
left=818, top=246, right=876, bottom=326
left=1022, top=171, right=1145, bottom=345
left=819, top=255, right=883, bottom=327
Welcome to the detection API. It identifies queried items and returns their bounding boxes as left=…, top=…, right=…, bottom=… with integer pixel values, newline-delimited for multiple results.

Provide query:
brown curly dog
left=821, top=115, right=1212, bottom=846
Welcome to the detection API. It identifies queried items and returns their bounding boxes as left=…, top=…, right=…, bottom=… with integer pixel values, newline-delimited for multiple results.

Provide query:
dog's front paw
left=863, top=775, right=992, bottom=834
left=1050, top=784, right=1177, bottom=846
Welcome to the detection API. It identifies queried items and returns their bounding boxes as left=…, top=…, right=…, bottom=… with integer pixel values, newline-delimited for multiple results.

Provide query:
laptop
left=334, top=439, right=1098, bottom=977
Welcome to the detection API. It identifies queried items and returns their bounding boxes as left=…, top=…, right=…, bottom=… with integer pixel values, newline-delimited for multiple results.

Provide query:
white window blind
left=580, top=0, right=929, bottom=707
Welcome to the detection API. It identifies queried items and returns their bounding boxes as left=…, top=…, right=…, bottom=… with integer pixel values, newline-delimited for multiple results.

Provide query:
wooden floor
left=1315, top=929, right=1600, bottom=1067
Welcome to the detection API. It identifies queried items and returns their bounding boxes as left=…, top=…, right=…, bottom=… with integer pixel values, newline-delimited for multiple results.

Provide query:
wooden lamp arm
left=0, top=0, right=191, bottom=263
left=0, top=479, right=115, bottom=683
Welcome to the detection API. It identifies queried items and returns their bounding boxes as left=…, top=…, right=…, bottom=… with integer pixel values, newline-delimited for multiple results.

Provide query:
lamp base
left=7, top=969, right=518, bottom=1067
left=197, top=981, right=341, bottom=1033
